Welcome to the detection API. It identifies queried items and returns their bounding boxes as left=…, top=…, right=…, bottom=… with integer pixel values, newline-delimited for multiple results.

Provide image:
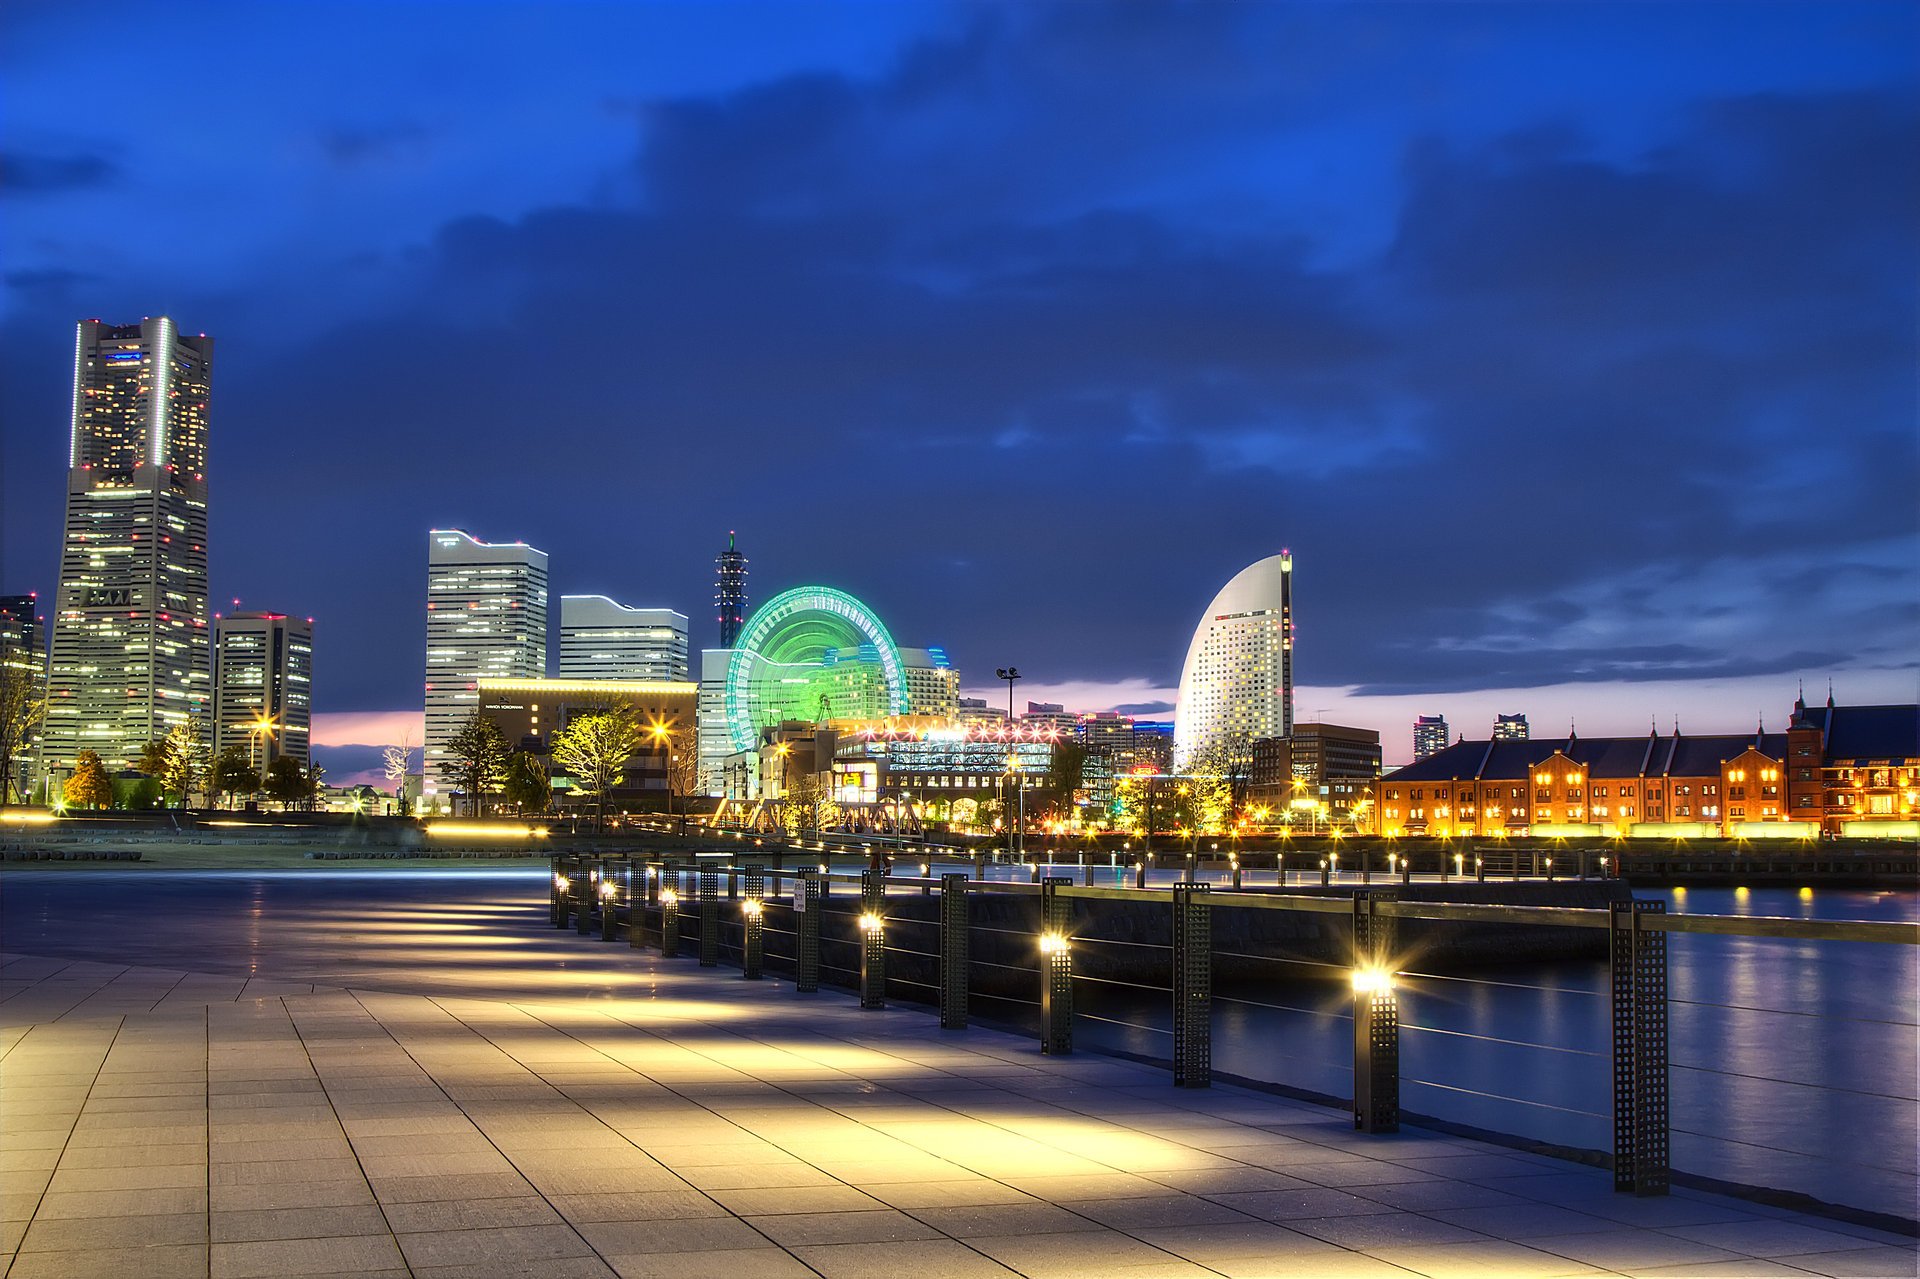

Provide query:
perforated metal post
left=660, top=873, right=681, bottom=958
left=599, top=859, right=617, bottom=942
left=859, top=868, right=886, bottom=1009
left=1134, top=858, right=1148, bottom=889
left=575, top=863, right=593, bottom=935
left=742, top=866, right=765, bottom=979
left=645, top=862, right=661, bottom=905
left=1360, top=853, right=1372, bottom=885
left=1580, top=850, right=1591, bottom=880
left=1400, top=855, right=1413, bottom=885
left=1476, top=855, right=1488, bottom=883
left=629, top=864, right=644, bottom=949
left=1320, top=859, right=1331, bottom=887
left=550, top=858, right=567, bottom=928
left=1230, top=859, right=1242, bottom=890
left=795, top=870, right=822, bottom=993
left=1612, top=900, right=1670, bottom=1196
left=1352, top=892, right=1400, bottom=1133
left=698, top=869, right=720, bottom=967
left=1172, top=882, right=1211, bottom=1087
left=939, top=873, right=969, bottom=1029
left=1039, top=877, right=1073, bottom=1055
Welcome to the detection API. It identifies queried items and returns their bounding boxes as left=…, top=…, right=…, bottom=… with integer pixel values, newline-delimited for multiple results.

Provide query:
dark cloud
left=320, top=123, right=429, bottom=168
left=0, top=150, right=115, bottom=195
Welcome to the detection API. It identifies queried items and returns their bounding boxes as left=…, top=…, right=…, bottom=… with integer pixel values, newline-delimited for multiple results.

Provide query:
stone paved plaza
left=1, top=871, right=1914, bottom=1278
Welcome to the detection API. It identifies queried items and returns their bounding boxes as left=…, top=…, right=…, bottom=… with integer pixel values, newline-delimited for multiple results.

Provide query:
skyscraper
left=44, top=318, right=213, bottom=777
left=1174, top=550, right=1293, bottom=769
left=1414, top=714, right=1450, bottom=761
left=424, top=530, right=548, bottom=793
left=1494, top=713, right=1530, bottom=740
left=1, top=594, right=46, bottom=801
left=715, top=531, right=747, bottom=648
left=558, top=595, right=689, bottom=681
left=213, top=612, right=313, bottom=772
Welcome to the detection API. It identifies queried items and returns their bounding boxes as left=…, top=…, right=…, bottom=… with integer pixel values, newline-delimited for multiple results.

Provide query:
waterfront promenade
left=2, top=871, right=1914, bottom=1279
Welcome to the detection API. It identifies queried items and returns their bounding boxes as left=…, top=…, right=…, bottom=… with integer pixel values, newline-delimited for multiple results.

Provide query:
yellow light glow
left=742, top=899, right=763, bottom=918
left=554, top=874, right=571, bottom=893
left=0, top=811, right=58, bottom=824
left=858, top=912, right=883, bottom=933
left=1039, top=932, right=1069, bottom=955
left=1351, top=968, right=1396, bottom=994
left=660, top=889, right=679, bottom=906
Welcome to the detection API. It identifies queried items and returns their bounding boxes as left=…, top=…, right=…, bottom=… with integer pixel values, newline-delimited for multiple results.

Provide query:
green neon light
left=723, top=586, right=908, bottom=753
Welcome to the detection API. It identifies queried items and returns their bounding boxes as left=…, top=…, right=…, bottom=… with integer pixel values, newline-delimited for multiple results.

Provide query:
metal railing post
left=575, top=861, right=594, bottom=935
left=628, top=863, right=645, bottom=949
left=1400, top=855, right=1413, bottom=885
left=1361, top=852, right=1372, bottom=885
left=698, top=869, right=720, bottom=967
left=1172, top=882, right=1211, bottom=1088
left=599, top=858, right=617, bottom=941
left=1320, top=858, right=1332, bottom=887
left=660, top=872, right=681, bottom=958
left=1476, top=855, right=1487, bottom=883
left=1134, top=857, right=1149, bottom=889
left=550, top=857, right=567, bottom=928
left=742, top=866, right=765, bottom=979
left=1612, top=900, right=1670, bottom=1197
left=859, top=869, right=886, bottom=1009
left=1039, top=876, right=1072, bottom=1055
left=796, top=870, right=822, bottom=992
left=939, top=873, right=969, bottom=1029
left=1352, top=891, right=1400, bottom=1133
left=1230, top=858, right=1242, bottom=890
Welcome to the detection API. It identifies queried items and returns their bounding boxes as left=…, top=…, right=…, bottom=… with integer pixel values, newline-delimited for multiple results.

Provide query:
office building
left=1023, top=702, right=1079, bottom=738
left=1133, top=720, right=1176, bottom=774
left=213, top=612, right=313, bottom=772
left=900, top=647, right=960, bottom=717
left=1249, top=723, right=1382, bottom=825
left=1413, top=714, right=1450, bottom=761
left=424, top=530, right=547, bottom=793
left=44, top=318, right=213, bottom=777
left=1174, top=550, right=1293, bottom=769
left=558, top=595, right=689, bottom=681
left=956, top=697, right=1006, bottom=728
left=1494, top=713, right=1530, bottom=741
left=1374, top=691, right=1917, bottom=839
left=696, top=648, right=734, bottom=796
left=715, top=531, right=748, bottom=648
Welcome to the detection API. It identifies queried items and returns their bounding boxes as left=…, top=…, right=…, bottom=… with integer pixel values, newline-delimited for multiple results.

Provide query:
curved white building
left=1174, top=551, right=1293, bottom=770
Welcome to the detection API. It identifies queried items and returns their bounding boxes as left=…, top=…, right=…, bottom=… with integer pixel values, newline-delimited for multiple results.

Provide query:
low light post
left=997, top=666, right=1022, bottom=858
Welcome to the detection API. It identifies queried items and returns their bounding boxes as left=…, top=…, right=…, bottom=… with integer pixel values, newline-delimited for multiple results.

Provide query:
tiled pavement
left=3, top=949, right=1916, bottom=1278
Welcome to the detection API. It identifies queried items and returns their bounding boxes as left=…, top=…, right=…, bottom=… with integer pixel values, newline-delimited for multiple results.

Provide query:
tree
left=1040, top=741, right=1089, bottom=823
left=441, top=712, right=508, bottom=817
left=136, top=736, right=173, bottom=781
left=209, top=745, right=260, bottom=809
left=263, top=756, right=309, bottom=809
left=661, top=720, right=700, bottom=815
left=382, top=734, right=413, bottom=815
left=550, top=709, right=642, bottom=831
left=780, top=772, right=842, bottom=838
left=0, top=662, right=45, bottom=806
left=63, top=750, right=113, bottom=810
left=163, top=724, right=210, bottom=808
left=1187, top=734, right=1253, bottom=832
left=501, top=751, right=551, bottom=814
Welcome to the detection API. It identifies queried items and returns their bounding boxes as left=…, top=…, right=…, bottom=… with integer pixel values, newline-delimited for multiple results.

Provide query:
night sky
left=2, top=2, right=1915, bottom=780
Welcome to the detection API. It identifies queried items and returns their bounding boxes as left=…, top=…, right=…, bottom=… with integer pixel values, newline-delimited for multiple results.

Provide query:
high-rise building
left=715, top=531, right=748, bottom=648
left=1174, top=550, right=1293, bottom=769
left=1, top=594, right=46, bottom=800
left=956, top=697, right=1006, bottom=728
left=1413, top=714, right=1450, bottom=761
left=900, top=647, right=959, bottom=718
left=44, top=318, right=213, bottom=777
left=424, top=530, right=548, bottom=793
left=1249, top=723, right=1382, bottom=824
left=558, top=595, right=689, bottom=681
left=1494, top=713, right=1530, bottom=741
left=696, top=648, right=734, bottom=796
left=213, top=612, right=313, bottom=772
left=1133, top=720, right=1176, bottom=774
left=1023, top=701, right=1080, bottom=738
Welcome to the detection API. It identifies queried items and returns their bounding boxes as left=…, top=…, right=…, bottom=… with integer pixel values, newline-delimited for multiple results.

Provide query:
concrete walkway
left=2, top=891, right=1915, bottom=1278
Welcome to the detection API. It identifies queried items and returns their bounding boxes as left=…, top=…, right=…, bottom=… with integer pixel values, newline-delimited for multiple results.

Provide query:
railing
left=543, top=848, right=1920, bottom=1230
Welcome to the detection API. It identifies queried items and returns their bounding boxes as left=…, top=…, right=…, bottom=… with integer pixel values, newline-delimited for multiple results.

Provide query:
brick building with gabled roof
left=1373, top=691, right=1916, bottom=840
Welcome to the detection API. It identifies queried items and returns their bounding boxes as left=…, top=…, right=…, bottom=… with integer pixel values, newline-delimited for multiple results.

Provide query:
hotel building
left=1250, top=722, right=1382, bottom=825
left=44, top=318, right=213, bottom=776
left=477, top=677, right=697, bottom=803
left=424, top=530, right=547, bottom=792
left=1175, top=551, right=1293, bottom=770
left=558, top=595, right=689, bottom=681
left=212, top=612, right=313, bottom=772
left=1413, top=715, right=1450, bottom=761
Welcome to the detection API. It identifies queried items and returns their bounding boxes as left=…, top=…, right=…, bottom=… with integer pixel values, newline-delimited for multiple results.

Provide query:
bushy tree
left=441, top=712, right=508, bottom=817
left=209, top=745, right=260, bottom=808
left=162, top=724, right=210, bottom=807
left=549, top=709, right=641, bottom=831
left=779, top=772, right=841, bottom=837
left=501, top=751, right=551, bottom=814
left=63, top=750, right=113, bottom=810
left=263, top=756, right=310, bottom=809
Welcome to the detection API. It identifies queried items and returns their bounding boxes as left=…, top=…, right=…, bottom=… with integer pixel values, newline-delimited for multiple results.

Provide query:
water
left=1057, top=885, right=1920, bottom=1224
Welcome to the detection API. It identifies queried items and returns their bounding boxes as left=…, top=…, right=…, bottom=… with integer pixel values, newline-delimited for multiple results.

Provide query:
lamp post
left=247, top=713, right=281, bottom=803
left=997, top=666, right=1022, bottom=858
left=648, top=720, right=675, bottom=824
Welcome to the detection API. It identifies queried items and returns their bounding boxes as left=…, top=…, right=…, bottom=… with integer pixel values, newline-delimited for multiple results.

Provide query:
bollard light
left=742, top=898, right=763, bottom=918
left=555, top=873, right=571, bottom=894
left=858, top=912, right=882, bottom=933
left=660, top=888, right=678, bottom=907
left=1038, top=931, right=1069, bottom=955
left=1351, top=966, right=1396, bottom=994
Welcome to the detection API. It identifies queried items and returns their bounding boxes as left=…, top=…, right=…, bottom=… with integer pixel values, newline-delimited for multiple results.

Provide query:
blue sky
left=2, top=2, right=1914, bottom=774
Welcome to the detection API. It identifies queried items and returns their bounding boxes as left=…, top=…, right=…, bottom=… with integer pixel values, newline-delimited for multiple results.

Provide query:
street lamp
left=246, top=713, right=281, bottom=795
left=996, top=666, right=1022, bottom=857
left=648, top=719, right=675, bottom=822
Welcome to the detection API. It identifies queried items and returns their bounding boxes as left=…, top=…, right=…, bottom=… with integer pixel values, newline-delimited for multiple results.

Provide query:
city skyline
left=3, top=4, right=1915, bottom=786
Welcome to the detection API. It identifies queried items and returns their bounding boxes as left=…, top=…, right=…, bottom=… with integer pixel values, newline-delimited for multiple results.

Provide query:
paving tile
left=1210, top=1185, right=1404, bottom=1221
left=604, top=1248, right=819, bottom=1279
left=575, top=1215, right=773, bottom=1254
left=1661, top=1218, right=1905, bottom=1258
left=19, top=1210, right=207, bottom=1251
left=1783, top=1245, right=1920, bottom=1277
left=1287, top=1211, right=1498, bottom=1249
left=211, top=1204, right=392, bottom=1242
left=1369, top=1238, right=1614, bottom=1276
left=862, top=1179, right=1038, bottom=1210
left=744, top=1207, right=943, bottom=1246
left=383, top=1195, right=564, bottom=1232
left=1524, top=1229, right=1753, bottom=1270
left=395, top=1223, right=598, bottom=1268
left=707, top=1184, right=888, bottom=1215
left=908, top=1201, right=1108, bottom=1237
left=6, top=1243, right=209, bottom=1279
left=1626, top=1261, right=1829, bottom=1277
left=788, top=1239, right=1020, bottom=1278
left=210, top=1180, right=376, bottom=1212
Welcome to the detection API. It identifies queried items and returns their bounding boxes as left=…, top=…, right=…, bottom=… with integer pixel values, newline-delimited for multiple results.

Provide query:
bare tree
left=0, top=663, right=45, bottom=806
left=383, top=733, right=414, bottom=814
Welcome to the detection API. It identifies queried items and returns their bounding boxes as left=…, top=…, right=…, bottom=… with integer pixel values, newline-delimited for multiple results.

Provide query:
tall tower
left=715, top=531, right=747, bottom=648
left=424, top=530, right=547, bottom=794
left=1413, top=715, right=1450, bottom=760
left=1174, top=550, right=1293, bottom=770
left=44, top=318, right=213, bottom=776
left=214, top=612, right=314, bottom=772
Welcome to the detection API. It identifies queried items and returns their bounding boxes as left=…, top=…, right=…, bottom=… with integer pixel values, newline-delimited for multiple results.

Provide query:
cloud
left=0, top=150, right=116, bottom=195
left=311, top=710, right=422, bottom=749
left=319, top=122, right=430, bottom=168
